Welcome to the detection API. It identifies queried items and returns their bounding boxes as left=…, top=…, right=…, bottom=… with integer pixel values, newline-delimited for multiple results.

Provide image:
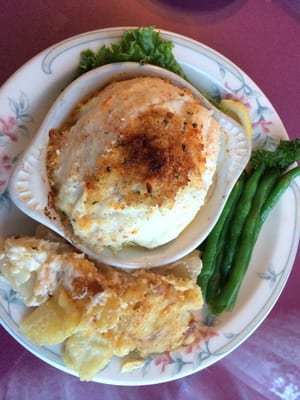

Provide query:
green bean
left=259, top=166, right=300, bottom=230
left=205, top=176, right=245, bottom=303
left=248, top=165, right=300, bottom=262
left=197, top=176, right=245, bottom=299
left=200, top=139, right=300, bottom=315
left=220, top=164, right=266, bottom=280
left=210, top=170, right=279, bottom=315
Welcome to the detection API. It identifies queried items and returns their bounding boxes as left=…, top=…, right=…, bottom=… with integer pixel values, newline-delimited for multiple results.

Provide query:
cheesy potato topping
left=47, top=77, right=221, bottom=252
left=0, top=235, right=203, bottom=380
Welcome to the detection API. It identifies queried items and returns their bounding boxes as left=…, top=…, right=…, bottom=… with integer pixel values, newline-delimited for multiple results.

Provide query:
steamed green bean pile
left=198, top=139, right=300, bottom=315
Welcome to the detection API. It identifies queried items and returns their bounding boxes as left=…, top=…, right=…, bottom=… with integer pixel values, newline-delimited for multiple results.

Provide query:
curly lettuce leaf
left=78, top=26, right=187, bottom=79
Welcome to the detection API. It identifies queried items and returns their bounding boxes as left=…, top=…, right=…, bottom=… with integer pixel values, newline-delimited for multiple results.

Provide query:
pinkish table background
left=0, top=1, right=300, bottom=399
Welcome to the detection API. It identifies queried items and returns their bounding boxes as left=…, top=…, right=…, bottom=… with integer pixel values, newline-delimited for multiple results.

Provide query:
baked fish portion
left=47, top=76, right=221, bottom=253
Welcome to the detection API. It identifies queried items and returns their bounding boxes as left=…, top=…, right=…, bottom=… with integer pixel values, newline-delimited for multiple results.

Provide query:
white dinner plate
left=0, top=27, right=299, bottom=386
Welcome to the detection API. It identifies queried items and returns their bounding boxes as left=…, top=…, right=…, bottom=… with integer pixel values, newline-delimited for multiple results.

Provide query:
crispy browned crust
left=87, top=105, right=207, bottom=207
left=47, top=128, right=67, bottom=190
left=46, top=79, right=220, bottom=207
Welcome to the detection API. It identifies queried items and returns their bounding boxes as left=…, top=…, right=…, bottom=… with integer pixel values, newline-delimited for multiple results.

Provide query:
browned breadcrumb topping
left=47, top=128, right=65, bottom=189
left=47, top=107, right=206, bottom=209
left=89, top=107, right=206, bottom=207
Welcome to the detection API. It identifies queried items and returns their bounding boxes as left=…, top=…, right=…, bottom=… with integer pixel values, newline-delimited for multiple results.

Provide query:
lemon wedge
left=220, top=99, right=252, bottom=140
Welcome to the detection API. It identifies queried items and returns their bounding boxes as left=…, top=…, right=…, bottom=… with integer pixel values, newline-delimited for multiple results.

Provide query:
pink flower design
left=1, top=154, right=12, bottom=170
left=183, top=325, right=219, bottom=355
left=224, top=83, right=252, bottom=107
left=223, top=90, right=252, bottom=110
left=0, top=116, right=18, bottom=142
left=252, top=118, right=273, bottom=133
left=154, top=353, right=172, bottom=373
left=0, top=154, right=13, bottom=194
left=197, top=325, right=219, bottom=342
left=184, top=340, right=201, bottom=355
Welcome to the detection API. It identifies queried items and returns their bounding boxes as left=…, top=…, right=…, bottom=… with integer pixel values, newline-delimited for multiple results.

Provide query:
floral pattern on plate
left=0, top=92, right=33, bottom=197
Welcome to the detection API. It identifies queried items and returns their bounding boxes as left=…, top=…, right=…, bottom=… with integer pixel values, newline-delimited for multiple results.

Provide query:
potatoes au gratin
left=0, top=229, right=203, bottom=381
left=47, top=76, right=221, bottom=253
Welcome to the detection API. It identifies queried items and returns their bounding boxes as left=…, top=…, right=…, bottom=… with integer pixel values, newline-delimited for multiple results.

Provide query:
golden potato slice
left=20, top=289, right=82, bottom=344
left=62, top=332, right=113, bottom=381
left=77, top=288, right=122, bottom=333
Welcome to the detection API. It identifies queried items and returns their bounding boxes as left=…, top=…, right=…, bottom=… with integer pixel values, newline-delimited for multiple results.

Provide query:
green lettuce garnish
left=78, top=26, right=187, bottom=79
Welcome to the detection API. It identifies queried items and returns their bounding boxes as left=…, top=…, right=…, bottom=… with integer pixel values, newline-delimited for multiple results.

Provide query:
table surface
left=1, top=1, right=300, bottom=399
